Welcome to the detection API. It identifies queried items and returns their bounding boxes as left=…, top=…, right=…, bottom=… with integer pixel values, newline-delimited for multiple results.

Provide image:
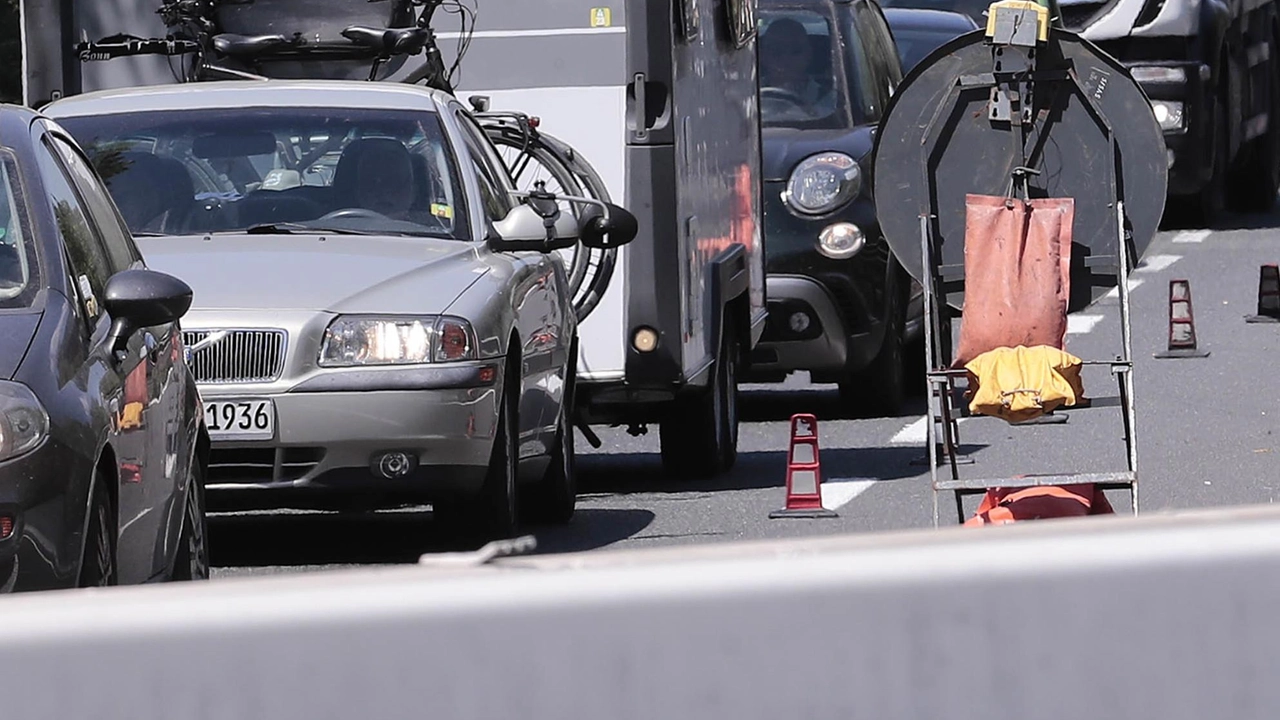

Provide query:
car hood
left=0, top=311, right=40, bottom=381
left=136, top=234, right=487, bottom=314
left=762, top=126, right=877, bottom=182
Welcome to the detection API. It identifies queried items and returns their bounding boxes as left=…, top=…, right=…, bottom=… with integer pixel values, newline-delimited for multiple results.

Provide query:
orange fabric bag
left=953, top=194, right=1075, bottom=368
left=963, top=483, right=1115, bottom=526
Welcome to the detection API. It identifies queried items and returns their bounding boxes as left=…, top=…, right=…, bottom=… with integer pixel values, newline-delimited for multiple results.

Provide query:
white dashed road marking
left=1067, top=314, right=1105, bottom=334
left=1103, top=278, right=1145, bottom=299
left=1172, top=230, right=1212, bottom=243
left=1137, top=254, right=1182, bottom=273
left=821, top=478, right=878, bottom=511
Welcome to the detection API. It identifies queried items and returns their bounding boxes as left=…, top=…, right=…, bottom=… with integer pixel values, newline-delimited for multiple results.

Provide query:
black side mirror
left=579, top=203, right=639, bottom=249
left=102, top=269, right=193, bottom=358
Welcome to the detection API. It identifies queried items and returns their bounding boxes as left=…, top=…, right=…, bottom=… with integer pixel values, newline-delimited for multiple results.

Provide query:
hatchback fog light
left=633, top=327, right=659, bottom=353
left=818, top=223, right=865, bottom=259
left=789, top=311, right=812, bottom=334
left=373, top=451, right=418, bottom=480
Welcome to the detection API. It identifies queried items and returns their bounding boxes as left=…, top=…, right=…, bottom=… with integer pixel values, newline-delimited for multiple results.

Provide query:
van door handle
left=631, top=72, right=649, bottom=138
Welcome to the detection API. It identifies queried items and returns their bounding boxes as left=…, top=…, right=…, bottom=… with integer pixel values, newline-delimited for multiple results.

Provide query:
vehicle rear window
left=0, top=150, right=39, bottom=309
left=57, top=106, right=472, bottom=242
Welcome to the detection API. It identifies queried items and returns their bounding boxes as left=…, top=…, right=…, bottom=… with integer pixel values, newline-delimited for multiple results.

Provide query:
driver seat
left=331, top=137, right=418, bottom=217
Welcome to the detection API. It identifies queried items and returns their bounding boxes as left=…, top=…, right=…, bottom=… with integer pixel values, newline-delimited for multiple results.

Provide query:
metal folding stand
left=881, top=3, right=1154, bottom=527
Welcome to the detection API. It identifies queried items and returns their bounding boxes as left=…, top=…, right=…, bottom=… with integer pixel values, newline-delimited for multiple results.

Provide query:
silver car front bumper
left=200, top=365, right=502, bottom=496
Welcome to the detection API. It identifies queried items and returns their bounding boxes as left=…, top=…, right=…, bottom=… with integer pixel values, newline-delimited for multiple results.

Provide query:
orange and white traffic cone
left=1155, top=279, right=1209, bottom=358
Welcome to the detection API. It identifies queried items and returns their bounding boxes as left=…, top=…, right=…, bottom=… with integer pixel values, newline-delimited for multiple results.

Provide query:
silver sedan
left=44, top=80, right=635, bottom=540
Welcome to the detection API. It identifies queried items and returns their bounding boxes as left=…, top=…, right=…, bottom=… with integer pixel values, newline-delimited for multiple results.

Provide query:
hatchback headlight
left=1150, top=100, right=1185, bottom=131
left=783, top=152, right=862, bottom=216
left=318, top=316, right=477, bottom=367
left=0, top=382, right=48, bottom=463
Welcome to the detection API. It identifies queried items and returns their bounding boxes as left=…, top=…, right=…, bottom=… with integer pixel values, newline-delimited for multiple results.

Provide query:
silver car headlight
left=1150, top=100, right=1185, bottom=131
left=783, top=152, right=862, bottom=216
left=0, top=382, right=48, bottom=463
left=318, top=315, right=477, bottom=367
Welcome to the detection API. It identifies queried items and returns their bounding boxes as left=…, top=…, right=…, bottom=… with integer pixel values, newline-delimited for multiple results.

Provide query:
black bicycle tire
left=485, top=130, right=599, bottom=306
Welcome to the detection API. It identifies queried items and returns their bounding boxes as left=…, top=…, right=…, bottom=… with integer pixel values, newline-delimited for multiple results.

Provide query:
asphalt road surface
left=209, top=206, right=1280, bottom=579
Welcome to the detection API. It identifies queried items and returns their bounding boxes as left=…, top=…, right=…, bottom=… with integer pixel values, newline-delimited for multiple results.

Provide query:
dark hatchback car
left=0, top=104, right=208, bottom=591
left=882, top=7, right=980, bottom=72
left=748, top=0, right=922, bottom=415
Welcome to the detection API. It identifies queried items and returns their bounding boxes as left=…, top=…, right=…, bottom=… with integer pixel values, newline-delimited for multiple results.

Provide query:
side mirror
left=102, top=269, right=194, bottom=358
left=489, top=202, right=580, bottom=253
left=578, top=202, right=639, bottom=249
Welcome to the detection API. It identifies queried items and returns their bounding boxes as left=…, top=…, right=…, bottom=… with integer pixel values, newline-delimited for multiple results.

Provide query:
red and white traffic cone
left=770, top=414, right=838, bottom=519
left=1246, top=264, right=1280, bottom=323
left=1155, top=279, right=1209, bottom=358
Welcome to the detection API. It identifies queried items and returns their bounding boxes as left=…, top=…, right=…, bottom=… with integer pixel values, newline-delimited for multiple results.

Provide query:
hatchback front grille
left=183, top=329, right=287, bottom=384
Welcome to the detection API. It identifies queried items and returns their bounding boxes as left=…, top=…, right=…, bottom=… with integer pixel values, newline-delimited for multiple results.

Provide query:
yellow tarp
left=964, top=345, right=1085, bottom=423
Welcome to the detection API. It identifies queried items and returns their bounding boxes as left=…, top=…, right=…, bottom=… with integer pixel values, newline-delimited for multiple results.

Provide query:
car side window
left=35, top=139, right=113, bottom=323
left=48, top=134, right=141, bottom=274
left=453, top=110, right=514, bottom=224
left=852, top=2, right=900, bottom=115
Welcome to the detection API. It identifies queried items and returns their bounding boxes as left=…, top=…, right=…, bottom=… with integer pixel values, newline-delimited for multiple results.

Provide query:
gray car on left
left=0, top=103, right=209, bottom=592
left=45, top=80, right=636, bottom=542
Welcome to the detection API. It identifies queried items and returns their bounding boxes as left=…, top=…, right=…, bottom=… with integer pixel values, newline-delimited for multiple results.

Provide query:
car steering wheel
left=321, top=207, right=390, bottom=221
left=760, top=86, right=807, bottom=107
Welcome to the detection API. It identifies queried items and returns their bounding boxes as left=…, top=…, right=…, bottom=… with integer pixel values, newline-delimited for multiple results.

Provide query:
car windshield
left=890, top=24, right=968, bottom=71
left=879, top=0, right=993, bottom=25
left=758, top=8, right=856, bottom=129
left=57, top=106, right=471, bottom=241
left=0, top=150, right=37, bottom=309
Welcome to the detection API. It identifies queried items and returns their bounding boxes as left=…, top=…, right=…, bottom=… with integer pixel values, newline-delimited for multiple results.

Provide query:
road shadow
left=740, top=387, right=930, bottom=423
left=577, top=442, right=989, bottom=496
left=1161, top=203, right=1280, bottom=232
left=208, top=507, right=656, bottom=567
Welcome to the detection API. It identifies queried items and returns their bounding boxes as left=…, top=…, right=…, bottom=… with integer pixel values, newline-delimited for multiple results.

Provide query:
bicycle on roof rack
left=74, top=0, right=619, bottom=323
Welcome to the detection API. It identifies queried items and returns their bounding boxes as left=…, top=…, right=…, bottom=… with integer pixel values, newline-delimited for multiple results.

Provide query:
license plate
left=203, top=398, right=275, bottom=440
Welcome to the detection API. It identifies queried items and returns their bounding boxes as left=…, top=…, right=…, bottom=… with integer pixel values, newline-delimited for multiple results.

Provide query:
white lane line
left=821, top=478, right=877, bottom=511
left=1067, top=314, right=1105, bottom=334
left=1172, top=230, right=1212, bottom=244
left=890, top=416, right=929, bottom=444
left=889, top=415, right=969, bottom=444
left=1137, top=254, right=1182, bottom=273
left=1103, top=277, right=1145, bottom=299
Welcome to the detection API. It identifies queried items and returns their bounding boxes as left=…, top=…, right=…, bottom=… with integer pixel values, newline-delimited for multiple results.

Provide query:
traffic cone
left=770, top=414, right=839, bottom=519
left=1155, top=279, right=1210, bottom=358
left=1246, top=264, right=1280, bottom=323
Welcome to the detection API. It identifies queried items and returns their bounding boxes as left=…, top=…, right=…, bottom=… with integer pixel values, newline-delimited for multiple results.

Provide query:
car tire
left=78, top=469, right=117, bottom=588
left=171, top=460, right=210, bottom=581
left=1194, top=93, right=1230, bottom=226
left=522, top=343, right=578, bottom=525
left=840, top=279, right=906, bottom=417
left=659, top=319, right=739, bottom=479
left=436, top=362, right=520, bottom=541
left=1230, top=36, right=1280, bottom=212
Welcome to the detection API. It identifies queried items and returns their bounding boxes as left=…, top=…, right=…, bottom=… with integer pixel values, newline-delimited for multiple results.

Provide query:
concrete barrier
left=6, top=504, right=1280, bottom=719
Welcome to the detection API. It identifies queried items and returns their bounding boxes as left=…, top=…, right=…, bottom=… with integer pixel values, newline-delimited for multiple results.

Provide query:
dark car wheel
left=660, top=319, right=739, bottom=479
left=1230, top=36, right=1280, bottom=212
left=522, top=345, right=578, bottom=525
left=171, top=461, right=210, bottom=581
left=78, top=469, right=118, bottom=588
left=435, top=365, right=520, bottom=541
left=840, top=282, right=907, bottom=417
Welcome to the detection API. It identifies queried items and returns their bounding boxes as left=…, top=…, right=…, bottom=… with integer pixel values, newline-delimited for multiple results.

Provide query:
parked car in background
left=45, top=81, right=636, bottom=542
left=0, top=103, right=208, bottom=592
left=748, top=0, right=922, bottom=416
left=882, top=7, right=980, bottom=73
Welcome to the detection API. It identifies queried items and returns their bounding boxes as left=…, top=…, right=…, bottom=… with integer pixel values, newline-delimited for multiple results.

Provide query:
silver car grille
left=182, top=329, right=287, bottom=384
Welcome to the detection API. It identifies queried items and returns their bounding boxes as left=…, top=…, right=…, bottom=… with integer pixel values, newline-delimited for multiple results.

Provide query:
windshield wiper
left=240, top=222, right=373, bottom=236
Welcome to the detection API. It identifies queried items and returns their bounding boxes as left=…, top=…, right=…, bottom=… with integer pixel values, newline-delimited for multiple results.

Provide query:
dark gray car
left=0, top=103, right=208, bottom=592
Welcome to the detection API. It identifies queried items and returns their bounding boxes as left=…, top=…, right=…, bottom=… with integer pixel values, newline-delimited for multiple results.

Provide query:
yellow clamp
left=984, top=0, right=1050, bottom=43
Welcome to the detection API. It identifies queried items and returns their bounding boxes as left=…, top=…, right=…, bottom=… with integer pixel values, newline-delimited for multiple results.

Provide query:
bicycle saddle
left=212, top=33, right=291, bottom=58
left=341, top=26, right=427, bottom=56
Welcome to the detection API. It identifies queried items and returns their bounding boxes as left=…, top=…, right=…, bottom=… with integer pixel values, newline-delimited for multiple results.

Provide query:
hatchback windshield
left=758, top=8, right=855, bottom=129
left=0, top=151, right=37, bottom=309
left=57, top=107, right=471, bottom=241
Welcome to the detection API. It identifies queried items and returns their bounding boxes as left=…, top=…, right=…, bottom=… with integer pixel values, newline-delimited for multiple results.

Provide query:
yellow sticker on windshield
left=431, top=203, right=454, bottom=219
left=590, top=7, right=612, bottom=27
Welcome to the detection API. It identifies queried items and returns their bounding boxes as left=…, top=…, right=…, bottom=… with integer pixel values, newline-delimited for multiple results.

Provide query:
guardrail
left=7, top=504, right=1280, bottom=718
